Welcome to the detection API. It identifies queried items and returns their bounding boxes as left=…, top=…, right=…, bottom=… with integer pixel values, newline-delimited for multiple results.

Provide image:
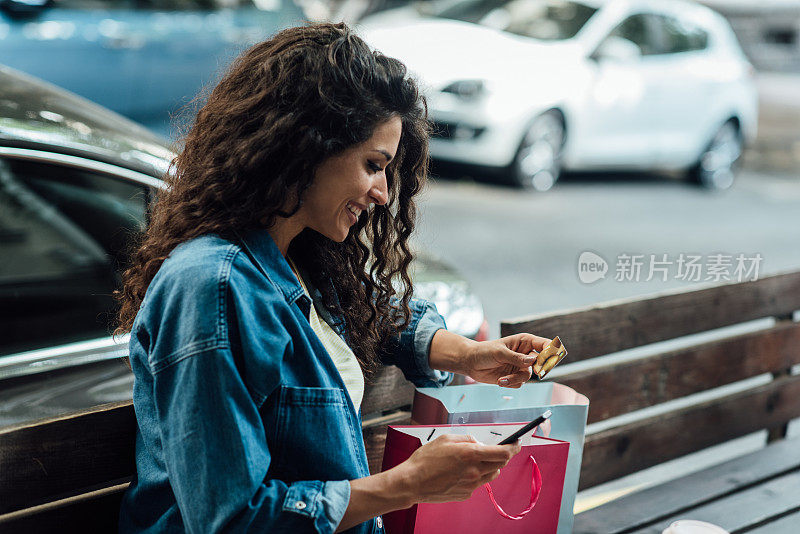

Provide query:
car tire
left=688, top=120, right=743, bottom=191
left=508, top=111, right=565, bottom=191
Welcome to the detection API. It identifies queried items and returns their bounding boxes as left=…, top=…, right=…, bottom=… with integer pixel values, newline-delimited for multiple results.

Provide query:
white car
left=359, top=0, right=758, bottom=190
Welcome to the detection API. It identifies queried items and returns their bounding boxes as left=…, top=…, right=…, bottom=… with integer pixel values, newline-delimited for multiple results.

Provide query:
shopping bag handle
left=483, top=455, right=542, bottom=520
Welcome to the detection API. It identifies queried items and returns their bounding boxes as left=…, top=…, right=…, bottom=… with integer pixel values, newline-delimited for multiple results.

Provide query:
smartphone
left=497, top=410, right=552, bottom=445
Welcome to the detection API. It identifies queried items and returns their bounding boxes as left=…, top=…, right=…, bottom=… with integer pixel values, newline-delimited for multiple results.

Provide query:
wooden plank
left=361, top=366, right=415, bottom=418
left=558, top=321, right=800, bottom=423
left=501, top=271, right=800, bottom=362
left=746, top=508, right=800, bottom=534
left=574, top=436, right=800, bottom=533
left=630, top=471, right=800, bottom=533
left=0, top=483, right=127, bottom=533
left=362, top=411, right=412, bottom=475
left=579, top=374, right=800, bottom=489
left=0, top=401, right=134, bottom=515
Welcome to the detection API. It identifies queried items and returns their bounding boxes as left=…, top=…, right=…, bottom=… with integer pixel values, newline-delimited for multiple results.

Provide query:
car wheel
left=509, top=111, right=564, bottom=191
left=689, top=120, right=743, bottom=190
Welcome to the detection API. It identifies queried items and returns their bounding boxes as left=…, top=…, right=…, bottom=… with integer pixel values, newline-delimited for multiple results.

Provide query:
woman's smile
left=345, top=202, right=365, bottom=225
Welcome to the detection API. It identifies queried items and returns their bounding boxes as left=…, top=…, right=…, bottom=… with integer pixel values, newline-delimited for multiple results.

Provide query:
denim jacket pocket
left=274, top=386, right=361, bottom=480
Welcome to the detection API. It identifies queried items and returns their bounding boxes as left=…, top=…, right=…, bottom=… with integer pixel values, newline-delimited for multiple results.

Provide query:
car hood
left=359, top=19, right=583, bottom=90
left=0, top=65, right=175, bottom=178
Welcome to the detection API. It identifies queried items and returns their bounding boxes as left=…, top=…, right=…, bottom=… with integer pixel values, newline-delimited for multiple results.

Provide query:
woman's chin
left=322, top=227, right=349, bottom=242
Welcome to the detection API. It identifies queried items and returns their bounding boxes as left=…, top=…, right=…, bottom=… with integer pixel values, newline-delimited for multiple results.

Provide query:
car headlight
left=413, top=280, right=485, bottom=339
left=441, top=80, right=487, bottom=100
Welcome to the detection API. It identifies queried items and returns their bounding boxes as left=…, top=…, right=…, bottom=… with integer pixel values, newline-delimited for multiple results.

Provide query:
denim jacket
left=118, top=229, right=452, bottom=534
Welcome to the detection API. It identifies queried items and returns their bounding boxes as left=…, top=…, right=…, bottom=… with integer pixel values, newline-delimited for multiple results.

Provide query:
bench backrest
left=501, top=270, right=800, bottom=489
left=3, top=271, right=799, bottom=528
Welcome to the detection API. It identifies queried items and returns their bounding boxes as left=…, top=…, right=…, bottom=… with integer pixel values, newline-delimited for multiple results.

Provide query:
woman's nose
left=369, top=173, right=389, bottom=206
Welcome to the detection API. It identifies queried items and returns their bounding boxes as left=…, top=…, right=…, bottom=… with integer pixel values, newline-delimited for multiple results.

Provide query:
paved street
left=413, top=167, right=800, bottom=338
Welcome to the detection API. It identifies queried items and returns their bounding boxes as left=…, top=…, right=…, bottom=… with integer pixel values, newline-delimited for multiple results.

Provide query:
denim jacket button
left=295, top=501, right=307, bottom=510
left=376, top=516, right=383, bottom=529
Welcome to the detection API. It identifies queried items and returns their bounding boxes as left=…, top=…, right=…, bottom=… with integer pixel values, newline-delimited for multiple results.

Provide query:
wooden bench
left=2, top=271, right=799, bottom=532
left=500, top=269, right=800, bottom=533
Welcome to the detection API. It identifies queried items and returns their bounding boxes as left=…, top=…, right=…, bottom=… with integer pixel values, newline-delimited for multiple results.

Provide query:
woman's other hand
left=399, top=434, right=522, bottom=504
left=462, top=333, right=551, bottom=388
left=429, top=330, right=551, bottom=388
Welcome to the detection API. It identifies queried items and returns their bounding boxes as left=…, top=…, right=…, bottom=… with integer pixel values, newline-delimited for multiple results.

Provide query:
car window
left=651, top=14, right=709, bottom=54
left=605, top=13, right=660, bottom=56
left=0, top=157, right=149, bottom=357
left=438, top=0, right=598, bottom=41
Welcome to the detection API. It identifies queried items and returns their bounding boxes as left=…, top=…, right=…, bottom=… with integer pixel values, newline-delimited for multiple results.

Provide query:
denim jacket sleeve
left=380, top=297, right=453, bottom=389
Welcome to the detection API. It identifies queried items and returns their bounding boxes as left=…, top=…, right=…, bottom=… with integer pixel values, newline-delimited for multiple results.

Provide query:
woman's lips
left=346, top=207, right=358, bottom=225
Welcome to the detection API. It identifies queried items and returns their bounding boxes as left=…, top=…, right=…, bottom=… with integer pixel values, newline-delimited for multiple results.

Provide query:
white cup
left=662, top=520, right=730, bottom=534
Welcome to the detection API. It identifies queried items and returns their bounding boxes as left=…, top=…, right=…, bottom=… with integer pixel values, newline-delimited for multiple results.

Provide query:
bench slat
left=746, top=508, right=800, bottom=534
left=574, top=436, right=800, bottom=533
left=630, top=470, right=800, bottom=534
left=558, top=320, right=800, bottom=423
left=579, top=374, right=800, bottom=489
left=501, top=271, right=800, bottom=362
left=360, top=366, right=414, bottom=418
left=0, top=483, right=127, bottom=533
left=0, top=401, right=134, bottom=515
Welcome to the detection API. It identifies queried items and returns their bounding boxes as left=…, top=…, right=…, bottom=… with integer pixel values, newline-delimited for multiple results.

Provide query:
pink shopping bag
left=381, top=422, right=569, bottom=534
left=411, top=382, right=589, bottom=534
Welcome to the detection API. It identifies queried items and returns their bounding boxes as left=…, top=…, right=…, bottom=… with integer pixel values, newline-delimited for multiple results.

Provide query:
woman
left=115, top=22, right=549, bottom=533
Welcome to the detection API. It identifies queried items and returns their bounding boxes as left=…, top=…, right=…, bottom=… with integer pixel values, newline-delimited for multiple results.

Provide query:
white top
left=287, top=257, right=365, bottom=412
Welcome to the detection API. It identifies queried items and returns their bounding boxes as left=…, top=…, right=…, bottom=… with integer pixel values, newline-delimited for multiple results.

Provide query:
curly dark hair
left=114, top=22, right=431, bottom=379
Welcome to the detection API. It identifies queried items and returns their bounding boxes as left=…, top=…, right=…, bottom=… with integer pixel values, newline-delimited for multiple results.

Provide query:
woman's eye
left=367, top=161, right=382, bottom=173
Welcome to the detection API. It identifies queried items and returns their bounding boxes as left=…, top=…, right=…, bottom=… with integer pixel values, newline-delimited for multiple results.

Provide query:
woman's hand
left=462, top=333, right=552, bottom=388
left=398, top=434, right=522, bottom=504
left=338, top=433, right=521, bottom=530
left=338, top=434, right=521, bottom=531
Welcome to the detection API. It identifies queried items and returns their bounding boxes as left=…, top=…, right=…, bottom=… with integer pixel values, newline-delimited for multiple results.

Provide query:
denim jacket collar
left=238, top=229, right=347, bottom=336
left=238, top=228, right=305, bottom=305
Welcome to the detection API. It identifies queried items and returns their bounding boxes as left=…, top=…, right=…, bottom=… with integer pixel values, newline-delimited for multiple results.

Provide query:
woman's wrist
left=350, top=468, right=416, bottom=510
left=428, top=329, right=478, bottom=375
left=384, top=462, right=420, bottom=508
left=336, top=466, right=418, bottom=532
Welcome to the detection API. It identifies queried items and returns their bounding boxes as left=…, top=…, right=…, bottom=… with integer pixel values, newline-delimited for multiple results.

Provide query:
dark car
left=0, top=65, right=487, bottom=427
left=0, top=0, right=306, bottom=137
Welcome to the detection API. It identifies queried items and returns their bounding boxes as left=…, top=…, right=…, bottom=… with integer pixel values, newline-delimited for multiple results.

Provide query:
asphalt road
left=412, top=167, right=800, bottom=339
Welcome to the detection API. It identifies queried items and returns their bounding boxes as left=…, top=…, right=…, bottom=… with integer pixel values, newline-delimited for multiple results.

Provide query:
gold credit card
left=532, top=336, right=567, bottom=379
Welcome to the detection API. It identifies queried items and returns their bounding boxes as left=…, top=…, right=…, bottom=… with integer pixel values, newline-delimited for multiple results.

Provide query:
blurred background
left=1, top=0, right=799, bottom=511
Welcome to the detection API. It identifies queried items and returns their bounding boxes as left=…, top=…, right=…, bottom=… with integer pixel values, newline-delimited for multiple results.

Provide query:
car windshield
left=435, top=0, right=598, bottom=40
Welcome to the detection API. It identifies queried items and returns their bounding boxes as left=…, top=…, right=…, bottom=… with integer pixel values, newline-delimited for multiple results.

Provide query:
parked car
left=0, top=0, right=306, bottom=137
left=359, top=0, right=758, bottom=190
left=0, top=65, right=487, bottom=426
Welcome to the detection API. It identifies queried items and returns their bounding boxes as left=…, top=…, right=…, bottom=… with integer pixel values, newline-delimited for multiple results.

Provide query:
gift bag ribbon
left=483, top=455, right=542, bottom=520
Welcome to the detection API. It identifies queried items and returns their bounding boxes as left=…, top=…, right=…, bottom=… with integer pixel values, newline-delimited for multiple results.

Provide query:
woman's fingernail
left=499, top=378, right=509, bottom=385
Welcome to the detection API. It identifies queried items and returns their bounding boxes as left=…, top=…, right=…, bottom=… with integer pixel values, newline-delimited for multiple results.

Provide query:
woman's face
left=300, top=116, right=401, bottom=242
